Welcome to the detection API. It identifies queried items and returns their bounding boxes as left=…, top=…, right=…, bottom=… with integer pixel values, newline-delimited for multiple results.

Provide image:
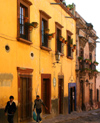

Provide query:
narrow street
left=30, top=109, right=100, bottom=123
left=59, top=112, right=100, bottom=123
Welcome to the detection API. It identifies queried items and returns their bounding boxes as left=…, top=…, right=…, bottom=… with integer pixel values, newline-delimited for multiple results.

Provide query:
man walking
left=5, top=96, right=16, bottom=123
left=33, top=95, right=48, bottom=123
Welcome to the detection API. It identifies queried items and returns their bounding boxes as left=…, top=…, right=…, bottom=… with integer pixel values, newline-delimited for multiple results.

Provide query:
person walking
left=5, top=96, right=16, bottom=123
left=33, top=95, right=48, bottom=123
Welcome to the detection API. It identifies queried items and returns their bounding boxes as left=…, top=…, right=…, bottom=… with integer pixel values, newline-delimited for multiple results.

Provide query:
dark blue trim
left=68, top=83, right=76, bottom=114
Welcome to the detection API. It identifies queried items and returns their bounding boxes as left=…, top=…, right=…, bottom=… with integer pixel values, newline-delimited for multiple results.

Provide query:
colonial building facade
left=75, top=12, right=98, bottom=111
left=0, top=0, right=76, bottom=123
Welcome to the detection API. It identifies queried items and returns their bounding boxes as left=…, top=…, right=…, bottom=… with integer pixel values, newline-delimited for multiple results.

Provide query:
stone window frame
left=55, top=22, right=64, bottom=56
left=40, top=10, right=52, bottom=51
left=67, top=30, right=73, bottom=59
left=17, top=0, right=32, bottom=45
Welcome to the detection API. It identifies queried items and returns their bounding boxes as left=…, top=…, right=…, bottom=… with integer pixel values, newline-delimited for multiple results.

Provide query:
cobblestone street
left=59, top=112, right=100, bottom=123
left=29, top=109, right=100, bottom=123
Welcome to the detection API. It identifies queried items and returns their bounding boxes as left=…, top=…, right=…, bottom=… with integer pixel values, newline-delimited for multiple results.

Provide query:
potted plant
left=93, top=69, right=98, bottom=74
left=67, top=4, right=74, bottom=10
left=65, top=40, right=68, bottom=44
left=73, top=44, right=76, bottom=49
left=48, top=34, right=52, bottom=40
left=85, top=59, right=88, bottom=63
left=28, top=23, right=34, bottom=31
left=94, top=61, right=99, bottom=66
left=88, top=59, right=92, bottom=65
left=52, top=33, right=55, bottom=38
left=24, top=16, right=29, bottom=23
left=59, top=36, right=63, bottom=41
left=66, top=6, right=70, bottom=11
left=45, top=29, right=50, bottom=34
left=72, top=48, right=74, bottom=52
left=32, top=22, right=38, bottom=28
left=63, top=1, right=66, bottom=6
left=70, top=39, right=73, bottom=47
left=78, top=56, right=83, bottom=62
left=62, top=38, right=65, bottom=43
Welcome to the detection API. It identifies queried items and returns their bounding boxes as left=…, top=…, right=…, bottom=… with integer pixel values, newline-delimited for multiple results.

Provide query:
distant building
left=75, top=12, right=98, bottom=111
left=96, top=72, right=100, bottom=107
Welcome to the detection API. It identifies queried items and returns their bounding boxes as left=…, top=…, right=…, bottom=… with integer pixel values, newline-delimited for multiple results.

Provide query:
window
left=41, top=19, right=48, bottom=47
left=55, top=22, right=63, bottom=54
left=17, top=0, right=32, bottom=44
left=67, top=35, right=71, bottom=57
left=57, top=28, right=62, bottom=53
left=89, top=53, right=92, bottom=69
left=40, top=10, right=51, bottom=51
left=67, top=30, right=73, bottom=59
left=20, top=5, right=28, bottom=40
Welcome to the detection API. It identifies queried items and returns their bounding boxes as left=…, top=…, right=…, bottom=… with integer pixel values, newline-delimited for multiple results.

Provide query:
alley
left=30, top=109, right=100, bottom=123
left=59, top=112, right=100, bottom=123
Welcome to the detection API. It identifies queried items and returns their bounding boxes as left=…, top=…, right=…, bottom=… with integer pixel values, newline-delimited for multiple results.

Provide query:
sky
left=65, top=0, right=100, bottom=71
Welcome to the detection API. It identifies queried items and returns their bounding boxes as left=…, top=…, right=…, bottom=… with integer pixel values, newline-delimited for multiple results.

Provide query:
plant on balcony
left=73, top=44, right=76, bottom=49
left=66, top=6, right=70, bottom=11
left=67, top=4, right=74, bottom=10
left=24, top=16, right=29, bottom=23
left=65, top=40, right=68, bottom=44
left=52, top=33, right=55, bottom=38
left=85, top=59, right=89, bottom=63
left=62, top=38, right=65, bottom=43
left=83, top=68, right=91, bottom=73
left=48, top=34, right=52, bottom=40
left=32, top=22, right=38, bottom=28
left=70, top=39, right=73, bottom=47
left=78, top=56, right=83, bottom=62
left=88, top=59, right=92, bottom=65
left=63, top=1, right=66, bottom=6
left=94, top=61, right=99, bottom=66
left=44, top=29, right=50, bottom=34
left=28, top=23, right=34, bottom=31
left=72, top=48, right=74, bottom=52
left=59, top=36, right=63, bottom=41
left=93, top=69, right=98, bottom=74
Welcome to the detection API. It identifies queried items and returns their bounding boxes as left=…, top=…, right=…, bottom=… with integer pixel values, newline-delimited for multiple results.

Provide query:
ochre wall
left=0, top=0, right=76, bottom=112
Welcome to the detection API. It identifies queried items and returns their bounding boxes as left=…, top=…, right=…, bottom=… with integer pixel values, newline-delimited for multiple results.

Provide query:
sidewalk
left=29, top=109, right=100, bottom=123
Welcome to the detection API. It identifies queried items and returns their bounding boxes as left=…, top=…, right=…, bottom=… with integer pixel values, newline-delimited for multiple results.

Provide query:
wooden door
left=80, top=81, right=84, bottom=110
left=59, top=79, right=64, bottom=114
left=19, top=77, right=32, bottom=121
left=90, top=89, right=93, bottom=105
left=42, top=79, right=50, bottom=114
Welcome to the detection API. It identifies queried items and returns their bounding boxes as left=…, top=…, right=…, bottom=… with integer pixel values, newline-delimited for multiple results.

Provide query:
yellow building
left=0, top=0, right=76, bottom=122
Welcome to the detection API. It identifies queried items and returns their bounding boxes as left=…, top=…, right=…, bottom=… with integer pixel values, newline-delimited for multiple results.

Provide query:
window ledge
left=67, top=56, right=73, bottom=60
left=17, top=38, right=33, bottom=45
left=40, top=46, right=52, bottom=51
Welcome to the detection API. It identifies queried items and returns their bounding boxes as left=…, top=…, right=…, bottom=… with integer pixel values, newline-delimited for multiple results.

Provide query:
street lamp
left=53, top=51, right=61, bottom=65
left=55, top=51, right=60, bottom=63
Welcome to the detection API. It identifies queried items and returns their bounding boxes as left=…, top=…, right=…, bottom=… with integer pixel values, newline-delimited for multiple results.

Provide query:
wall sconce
left=53, top=51, right=61, bottom=65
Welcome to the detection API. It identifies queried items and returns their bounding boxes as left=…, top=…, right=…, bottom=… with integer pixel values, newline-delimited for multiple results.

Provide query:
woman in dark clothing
left=33, top=95, right=48, bottom=123
left=5, top=96, right=16, bottom=123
